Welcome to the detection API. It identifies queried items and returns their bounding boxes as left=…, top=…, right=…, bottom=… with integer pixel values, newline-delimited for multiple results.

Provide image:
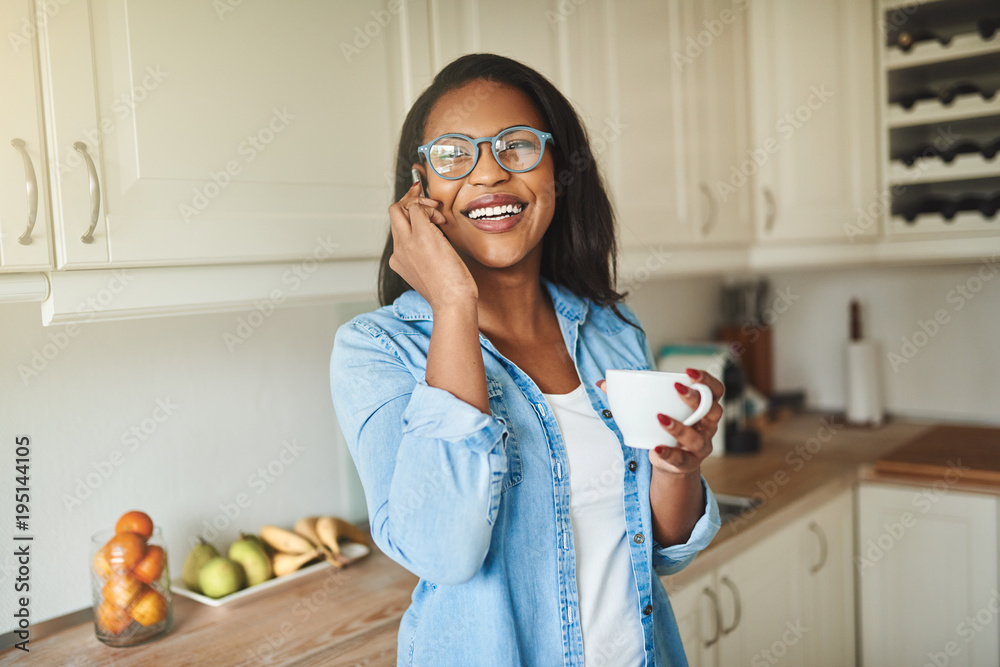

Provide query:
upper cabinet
left=428, top=0, right=563, bottom=86
left=1, top=0, right=55, bottom=271
left=677, top=0, right=754, bottom=247
left=37, top=0, right=431, bottom=269
left=559, top=0, right=694, bottom=252
left=748, top=0, right=880, bottom=243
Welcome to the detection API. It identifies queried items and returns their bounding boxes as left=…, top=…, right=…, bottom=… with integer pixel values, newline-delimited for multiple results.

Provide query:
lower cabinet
left=857, top=483, right=999, bottom=667
left=669, top=489, right=854, bottom=666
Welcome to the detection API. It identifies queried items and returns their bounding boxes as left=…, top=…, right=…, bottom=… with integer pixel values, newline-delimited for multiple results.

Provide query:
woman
left=330, top=53, right=722, bottom=666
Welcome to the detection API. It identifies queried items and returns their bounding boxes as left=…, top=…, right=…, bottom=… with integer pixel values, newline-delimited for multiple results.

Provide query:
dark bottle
left=940, top=140, right=984, bottom=163
left=893, top=88, right=937, bottom=110
left=894, top=29, right=952, bottom=51
left=900, top=197, right=948, bottom=222
left=979, top=193, right=1000, bottom=218
left=939, top=198, right=961, bottom=220
left=938, top=81, right=996, bottom=105
left=983, top=137, right=1000, bottom=160
left=978, top=16, right=998, bottom=40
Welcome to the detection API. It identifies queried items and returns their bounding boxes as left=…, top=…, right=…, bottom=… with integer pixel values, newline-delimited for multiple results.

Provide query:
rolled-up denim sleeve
left=330, top=318, right=509, bottom=586
left=651, top=477, right=721, bottom=576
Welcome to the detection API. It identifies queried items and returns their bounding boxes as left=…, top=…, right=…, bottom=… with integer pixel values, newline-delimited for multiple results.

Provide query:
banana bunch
left=259, top=516, right=371, bottom=577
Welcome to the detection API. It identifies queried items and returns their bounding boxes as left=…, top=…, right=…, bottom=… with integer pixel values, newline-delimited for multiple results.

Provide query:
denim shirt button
left=643, top=604, right=653, bottom=615
left=633, top=532, right=644, bottom=544
left=628, top=461, right=637, bottom=472
left=601, top=409, right=612, bottom=418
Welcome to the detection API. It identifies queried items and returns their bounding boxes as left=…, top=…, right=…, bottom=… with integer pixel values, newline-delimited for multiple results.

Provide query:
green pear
left=242, top=532, right=274, bottom=558
left=182, top=537, right=219, bottom=593
left=198, top=557, right=246, bottom=599
left=228, top=534, right=273, bottom=587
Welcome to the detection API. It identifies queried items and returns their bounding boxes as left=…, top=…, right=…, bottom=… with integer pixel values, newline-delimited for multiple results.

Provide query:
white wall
left=0, top=298, right=373, bottom=632
left=763, top=262, right=1000, bottom=425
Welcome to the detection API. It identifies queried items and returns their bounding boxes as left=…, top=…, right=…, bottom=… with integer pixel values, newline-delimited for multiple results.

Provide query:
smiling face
left=415, top=80, right=557, bottom=273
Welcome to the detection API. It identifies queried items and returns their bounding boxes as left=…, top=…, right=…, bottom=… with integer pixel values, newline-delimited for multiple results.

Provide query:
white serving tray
left=171, top=542, right=370, bottom=607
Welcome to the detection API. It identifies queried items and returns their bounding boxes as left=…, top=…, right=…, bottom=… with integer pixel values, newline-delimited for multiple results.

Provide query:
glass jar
left=90, top=526, right=173, bottom=647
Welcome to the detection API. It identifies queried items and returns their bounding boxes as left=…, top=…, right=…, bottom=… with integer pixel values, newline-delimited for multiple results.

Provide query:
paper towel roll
left=846, top=341, right=884, bottom=426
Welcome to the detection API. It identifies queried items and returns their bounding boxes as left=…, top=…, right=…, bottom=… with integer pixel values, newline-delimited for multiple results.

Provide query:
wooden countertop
left=7, top=412, right=997, bottom=665
left=1, top=548, right=417, bottom=666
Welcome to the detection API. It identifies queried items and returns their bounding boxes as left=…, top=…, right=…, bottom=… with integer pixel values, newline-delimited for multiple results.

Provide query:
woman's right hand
left=388, top=181, right=479, bottom=310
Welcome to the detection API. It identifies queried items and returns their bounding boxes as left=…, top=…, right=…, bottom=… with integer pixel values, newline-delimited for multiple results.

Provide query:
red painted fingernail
left=657, top=413, right=673, bottom=427
left=674, top=382, right=689, bottom=395
left=655, top=446, right=665, bottom=454
left=685, top=368, right=701, bottom=380
left=595, top=380, right=603, bottom=387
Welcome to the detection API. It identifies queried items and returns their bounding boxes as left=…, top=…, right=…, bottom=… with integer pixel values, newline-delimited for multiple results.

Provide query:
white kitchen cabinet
left=800, top=487, right=855, bottom=667
left=858, top=482, right=999, bottom=667
left=677, top=0, right=754, bottom=247
left=747, top=0, right=880, bottom=243
left=1, top=0, right=54, bottom=271
left=560, top=0, right=693, bottom=252
left=427, top=0, right=563, bottom=88
left=671, top=488, right=854, bottom=666
left=670, top=571, right=719, bottom=667
left=716, top=516, right=805, bottom=665
left=38, top=0, right=431, bottom=269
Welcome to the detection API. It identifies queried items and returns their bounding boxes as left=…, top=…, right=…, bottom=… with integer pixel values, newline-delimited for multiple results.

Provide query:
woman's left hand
left=596, top=368, right=724, bottom=475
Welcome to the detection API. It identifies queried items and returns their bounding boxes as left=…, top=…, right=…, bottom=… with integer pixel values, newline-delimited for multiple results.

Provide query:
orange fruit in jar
left=95, top=601, right=132, bottom=635
left=115, top=511, right=154, bottom=540
left=130, top=588, right=168, bottom=627
left=132, top=545, right=166, bottom=584
left=105, top=532, right=147, bottom=572
left=93, top=545, right=114, bottom=581
left=102, top=573, right=146, bottom=610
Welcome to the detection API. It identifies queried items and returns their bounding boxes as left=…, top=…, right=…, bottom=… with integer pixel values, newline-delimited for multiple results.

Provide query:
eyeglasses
left=417, top=126, right=554, bottom=180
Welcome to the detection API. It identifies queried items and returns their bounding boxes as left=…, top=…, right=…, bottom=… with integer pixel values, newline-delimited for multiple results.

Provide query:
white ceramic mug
left=605, top=370, right=714, bottom=449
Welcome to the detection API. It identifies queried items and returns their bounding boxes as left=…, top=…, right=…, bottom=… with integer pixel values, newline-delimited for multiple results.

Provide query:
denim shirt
left=329, top=276, right=721, bottom=667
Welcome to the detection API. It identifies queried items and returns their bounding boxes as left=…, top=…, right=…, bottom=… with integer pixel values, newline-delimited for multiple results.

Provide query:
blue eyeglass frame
left=416, top=125, right=555, bottom=180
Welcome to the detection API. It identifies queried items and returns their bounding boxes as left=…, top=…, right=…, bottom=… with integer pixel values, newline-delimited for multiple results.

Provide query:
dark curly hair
left=377, top=53, right=640, bottom=332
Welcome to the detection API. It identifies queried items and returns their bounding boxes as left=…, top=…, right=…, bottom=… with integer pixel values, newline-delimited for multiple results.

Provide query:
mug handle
left=682, top=382, right=714, bottom=426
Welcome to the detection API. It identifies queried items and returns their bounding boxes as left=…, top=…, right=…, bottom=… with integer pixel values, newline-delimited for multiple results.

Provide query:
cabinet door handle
left=699, top=182, right=717, bottom=236
left=73, top=142, right=100, bottom=244
left=763, top=187, right=776, bottom=232
left=702, top=586, right=722, bottom=647
left=808, top=521, right=828, bottom=574
left=720, top=576, right=741, bottom=635
left=10, top=139, right=38, bottom=246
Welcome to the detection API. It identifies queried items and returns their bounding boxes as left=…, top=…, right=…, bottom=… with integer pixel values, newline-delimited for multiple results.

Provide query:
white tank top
left=541, top=382, right=646, bottom=667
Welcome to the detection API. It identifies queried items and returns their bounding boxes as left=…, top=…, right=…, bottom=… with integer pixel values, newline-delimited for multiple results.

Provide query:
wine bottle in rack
left=941, top=140, right=984, bottom=163
left=900, top=196, right=992, bottom=222
left=979, top=193, right=1000, bottom=218
left=901, top=136, right=1000, bottom=165
left=900, top=197, right=946, bottom=222
left=893, top=88, right=937, bottom=110
left=938, top=81, right=996, bottom=105
left=984, top=137, right=1000, bottom=160
left=977, top=16, right=998, bottom=40
left=893, top=29, right=952, bottom=52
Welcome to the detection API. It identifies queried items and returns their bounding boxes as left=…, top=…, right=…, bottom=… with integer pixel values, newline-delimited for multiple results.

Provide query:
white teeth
left=467, top=203, right=524, bottom=220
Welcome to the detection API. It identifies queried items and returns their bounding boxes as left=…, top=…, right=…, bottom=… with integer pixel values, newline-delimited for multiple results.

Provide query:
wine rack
left=879, top=0, right=1000, bottom=236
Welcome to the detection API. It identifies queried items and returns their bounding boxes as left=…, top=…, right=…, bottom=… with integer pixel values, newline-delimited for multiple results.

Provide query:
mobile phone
left=410, top=167, right=429, bottom=198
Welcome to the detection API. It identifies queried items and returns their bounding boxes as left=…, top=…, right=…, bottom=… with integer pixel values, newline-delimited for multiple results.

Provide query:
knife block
left=717, top=325, right=773, bottom=396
